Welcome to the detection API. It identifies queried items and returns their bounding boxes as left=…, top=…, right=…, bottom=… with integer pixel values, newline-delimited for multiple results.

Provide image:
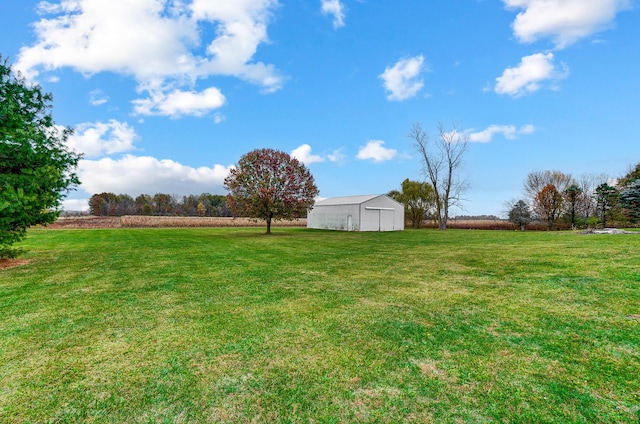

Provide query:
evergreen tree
left=564, top=184, right=583, bottom=228
left=508, top=200, right=532, bottom=230
left=594, top=183, right=619, bottom=228
left=619, top=179, right=640, bottom=221
left=0, top=57, right=80, bottom=257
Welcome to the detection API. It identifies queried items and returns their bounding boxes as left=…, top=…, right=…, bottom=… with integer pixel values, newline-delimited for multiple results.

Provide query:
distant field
left=50, top=216, right=307, bottom=229
left=49, top=216, right=568, bottom=231
left=1, top=228, right=639, bottom=422
left=425, top=219, right=517, bottom=230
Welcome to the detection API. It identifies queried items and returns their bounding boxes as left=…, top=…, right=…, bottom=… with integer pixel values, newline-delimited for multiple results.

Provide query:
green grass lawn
left=1, top=228, right=639, bottom=423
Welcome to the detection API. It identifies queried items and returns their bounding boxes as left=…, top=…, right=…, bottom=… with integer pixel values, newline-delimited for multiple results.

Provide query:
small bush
left=0, top=247, right=24, bottom=259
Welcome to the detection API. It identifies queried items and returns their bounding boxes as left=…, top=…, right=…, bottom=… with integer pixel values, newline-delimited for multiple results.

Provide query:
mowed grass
left=1, top=228, right=639, bottom=423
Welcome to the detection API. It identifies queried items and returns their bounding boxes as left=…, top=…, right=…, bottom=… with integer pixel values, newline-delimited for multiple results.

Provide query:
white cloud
left=321, top=0, right=346, bottom=28
left=190, top=0, right=283, bottom=90
left=66, top=120, right=138, bottom=158
left=290, top=144, right=345, bottom=165
left=213, top=113, right=226, bottom=124
left=17, top=0, right=198, bottom=80
left=379, top=55, right=426, bottom=101
left=62, top=198, right=90, bottom=212
left=327, top=148, right=346, bottom=164
left=504, top=0, right=631, bottom=48
left=89, top=89, right=109, bottom=106
left=16, top=0, right=282, bottom=117
left=132, top=87, right=226, bottom=118
left=467, top=124, right=536, bottom=143
left=78, top=155, right=233, bottom=196
left=357, top=140, right=397, bottom=163
left=519, top=124, right=536, bottom=134
left=291, top=144, right=325, bottom=165
left=495, top=52, right=567, bottom=97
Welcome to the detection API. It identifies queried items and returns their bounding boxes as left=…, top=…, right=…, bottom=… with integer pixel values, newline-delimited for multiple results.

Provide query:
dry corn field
left=51, top=217, right=552, bottom=230
left=423, top=219, right=554, bottom=231
left=51, top=216, right=307, bottom=228
left=121, top=216, right=307, bottom=228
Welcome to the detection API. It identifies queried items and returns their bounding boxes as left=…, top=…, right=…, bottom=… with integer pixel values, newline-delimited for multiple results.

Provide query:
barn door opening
left=381, top=209, right=394, bottom=231
left=364, top=206, right=395, bottom=231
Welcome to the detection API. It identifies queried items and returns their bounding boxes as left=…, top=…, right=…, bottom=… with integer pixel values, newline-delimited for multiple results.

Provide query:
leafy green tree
left=89, top=192, right=118, bottom=216
left=619, top=179, right=640, bottom=221
left=224, top=148, right=319, bottom=234
left=564, top=184, right=583, bottom=228
left=594, top=183, right=619, bottom=228
left=534, top=184, right=564, bottom=230
left=152, top=193, right=175, bottom=215
left=0, top=58, right=80, bottom=257
left=134, top=194, right=152, bottom=215
left=200, top=193, right=230, bottom=216
left=508, top=200, right=532, bottom=230
left=389, top=178, right=435, bottom=228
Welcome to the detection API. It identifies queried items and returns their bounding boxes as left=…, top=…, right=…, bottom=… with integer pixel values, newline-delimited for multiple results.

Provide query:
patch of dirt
left=0, top=259, right=30, bottom=269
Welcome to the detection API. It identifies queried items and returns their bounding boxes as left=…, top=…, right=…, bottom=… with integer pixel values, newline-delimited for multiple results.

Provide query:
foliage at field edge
left=0, top=56, right=80, bottom=257
left=88, top=192, right=231, bottom=217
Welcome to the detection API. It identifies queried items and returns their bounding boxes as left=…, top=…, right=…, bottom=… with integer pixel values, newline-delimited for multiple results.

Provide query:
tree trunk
left=266, top=216, right=272, bottom=234
left=570, top=208, right=575, bottom=228
left=438, top=206, right=448, bottom=230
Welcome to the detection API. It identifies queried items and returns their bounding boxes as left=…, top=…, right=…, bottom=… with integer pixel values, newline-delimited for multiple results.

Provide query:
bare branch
left=409, top=122, right=469, bottom=230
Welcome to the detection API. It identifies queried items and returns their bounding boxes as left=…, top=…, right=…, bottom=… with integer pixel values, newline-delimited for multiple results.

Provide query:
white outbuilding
left=307, top=195, right=404, bottom=232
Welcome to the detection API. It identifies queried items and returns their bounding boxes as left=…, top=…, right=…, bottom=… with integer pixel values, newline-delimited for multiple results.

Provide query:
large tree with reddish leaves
left=534, top=183, right=564, bottom=230
left=224, top=148, right=319, bottom=234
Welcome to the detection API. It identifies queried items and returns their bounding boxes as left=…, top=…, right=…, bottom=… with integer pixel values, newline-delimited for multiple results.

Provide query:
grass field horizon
left=1, top=228, right=639, bottom=422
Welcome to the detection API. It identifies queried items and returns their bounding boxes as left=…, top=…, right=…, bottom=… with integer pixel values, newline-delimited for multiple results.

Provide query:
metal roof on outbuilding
left=314, top=194, right=382, bottom=206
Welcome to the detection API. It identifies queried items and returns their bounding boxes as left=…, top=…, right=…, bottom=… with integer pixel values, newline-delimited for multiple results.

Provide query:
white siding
left=307, top=195, right=404, bottom=232
left=307, top=204, right=361, bottom=231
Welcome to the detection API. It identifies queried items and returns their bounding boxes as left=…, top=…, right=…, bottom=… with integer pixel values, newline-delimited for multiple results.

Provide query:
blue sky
left=2, top=0, right=639, bottom=216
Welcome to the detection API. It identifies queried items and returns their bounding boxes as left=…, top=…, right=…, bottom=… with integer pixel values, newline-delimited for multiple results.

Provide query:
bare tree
left=410, top=122, right=469, bottom=230
left=577, top=173, right=608, bottom=221
left=524, top=170, right=574, bottom=204
left=618, top=162, right=640, bottom=188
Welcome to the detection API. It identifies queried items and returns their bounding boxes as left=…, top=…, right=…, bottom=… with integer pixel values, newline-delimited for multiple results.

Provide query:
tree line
left=508, top=164, right=640, bottom=230
left=88, top=192, right=232, bottom=217
left=389, top=164, right=640, bottom=230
